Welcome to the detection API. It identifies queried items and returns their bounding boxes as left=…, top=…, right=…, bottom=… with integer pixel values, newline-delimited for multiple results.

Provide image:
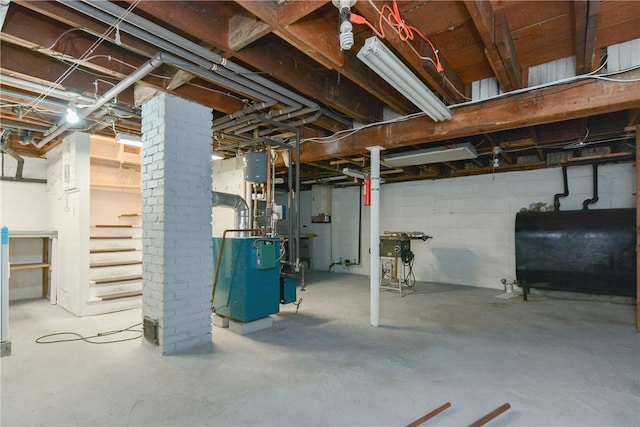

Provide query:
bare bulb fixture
left=66, top=105, right=79, bottom=124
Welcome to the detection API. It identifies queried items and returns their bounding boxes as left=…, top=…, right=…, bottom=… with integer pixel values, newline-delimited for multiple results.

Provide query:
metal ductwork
left=0, top=129, right=24, bottom=180
left=212, top=191, right=250, bottom=236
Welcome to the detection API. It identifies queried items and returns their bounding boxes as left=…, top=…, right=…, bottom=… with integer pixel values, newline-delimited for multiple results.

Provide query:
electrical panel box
left=256, top=240, right=277, bottom=269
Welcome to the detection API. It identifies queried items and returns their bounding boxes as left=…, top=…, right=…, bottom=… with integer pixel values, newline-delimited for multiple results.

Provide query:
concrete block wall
left=324, top=162, right=635, bottom=289
left=141, top=93, right=213, bottom=355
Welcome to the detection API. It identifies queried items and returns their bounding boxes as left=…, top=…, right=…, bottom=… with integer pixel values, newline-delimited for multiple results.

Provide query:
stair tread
left=90, top=248, right=138, bottom=253
left=90, top=260, right=142, bottom=268
left=100, top=291, right=142, bottom=301
left=90, top=235, right=133, bottom=239
left=95, top=224, right=133, bottom=228
left=93, top=274, right=143, bottom=284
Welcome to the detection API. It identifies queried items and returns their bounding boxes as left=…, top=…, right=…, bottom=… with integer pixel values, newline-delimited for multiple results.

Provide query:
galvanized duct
left=212, top=191, right=250, bottom=236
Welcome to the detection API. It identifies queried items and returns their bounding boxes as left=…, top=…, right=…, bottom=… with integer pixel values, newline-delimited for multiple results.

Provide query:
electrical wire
left=35, top=322, right=143, bottom=345
left=401, top=250, right=415, bottom=287
left=22, top=0, right=142, bottom=119
left=34, top=27, right=89, bottom=51
left=453, top=62, right=640, bottom=110
left=301, top=63, right=640, bottom=147
left=301, top=111, right=426, bottom=144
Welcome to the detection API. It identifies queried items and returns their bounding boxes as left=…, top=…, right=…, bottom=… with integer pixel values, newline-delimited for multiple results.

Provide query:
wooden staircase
left=88, top=215, right=142, bottom=309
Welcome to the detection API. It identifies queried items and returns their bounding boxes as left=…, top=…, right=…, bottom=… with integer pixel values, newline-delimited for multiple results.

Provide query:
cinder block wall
left=141, top=93, right=213, bottom=355
left=325, top=162, right=635, bottom=289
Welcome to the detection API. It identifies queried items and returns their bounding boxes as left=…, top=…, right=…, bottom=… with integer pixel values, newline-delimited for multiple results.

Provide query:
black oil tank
left=515, top=208, right=636, bottom=296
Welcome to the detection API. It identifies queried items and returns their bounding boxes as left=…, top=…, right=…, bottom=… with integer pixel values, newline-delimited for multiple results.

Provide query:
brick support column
left=141, top=93, right=213, bottom=354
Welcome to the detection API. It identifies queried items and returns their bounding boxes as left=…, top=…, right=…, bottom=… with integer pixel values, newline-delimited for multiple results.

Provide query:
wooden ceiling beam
left=0, top=10, right=246, bottom=114
left=298, top=68, right=640, bottom=162
left=277, top=1, right=330, bottom=26
left=354, top=1, right=467, bottom=104
left=494, top=10, right=523, bottom=89
left=0, top=42, right=135, bottom=105
left=574, top=0, right=601, bottom=75
left=236, top=1, right=343, bottom=69
left=463, top=0, right=516, bottom=92
left=12, top=1, right=158, bottom=59
left=234, top=1, right=415, bottom=116
left=229, top=12, right=272, bottom=51
left=111, top=0, right=387, bottom=123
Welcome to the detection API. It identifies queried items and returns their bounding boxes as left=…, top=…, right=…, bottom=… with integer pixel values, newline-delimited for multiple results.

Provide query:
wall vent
left=143, top=316, right=159, bottom=346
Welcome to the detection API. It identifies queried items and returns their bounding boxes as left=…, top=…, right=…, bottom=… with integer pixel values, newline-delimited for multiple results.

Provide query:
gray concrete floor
left=1, top=271, right=639, bottom=427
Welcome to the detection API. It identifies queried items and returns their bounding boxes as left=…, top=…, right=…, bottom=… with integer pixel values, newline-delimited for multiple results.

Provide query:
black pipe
left=553, top=164, right=569, bottom=211
left=552, top=156, right=633, bottom=211
left=582, top=163, right=599, bottom=210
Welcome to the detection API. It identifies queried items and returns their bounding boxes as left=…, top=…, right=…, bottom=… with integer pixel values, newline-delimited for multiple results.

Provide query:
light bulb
left=66, top=106, right=79, bottom=124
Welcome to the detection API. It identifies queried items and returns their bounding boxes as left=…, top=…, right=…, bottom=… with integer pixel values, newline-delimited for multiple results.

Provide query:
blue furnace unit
left=212, top=237, right=281, bottom=322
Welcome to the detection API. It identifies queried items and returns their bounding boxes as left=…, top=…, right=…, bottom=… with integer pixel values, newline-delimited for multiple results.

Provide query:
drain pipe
left=553, top=164, right=569, bottom=211
left=582, top=163, right=599, bottom=210
left=34, top=52, right=165, bottom=148
left=0, top=130, right=23, bottom=179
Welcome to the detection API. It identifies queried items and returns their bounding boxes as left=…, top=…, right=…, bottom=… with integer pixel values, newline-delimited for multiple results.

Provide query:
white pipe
left=1, top=227, right=9, bottom=344
left=34, top=52, right=165, bottom=148
left=367, top=145, right=384, bottom=327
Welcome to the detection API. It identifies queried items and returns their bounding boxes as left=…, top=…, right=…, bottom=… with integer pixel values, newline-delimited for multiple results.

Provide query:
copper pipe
left=406, top=402, right=451, bottom=427
left=468, top=403, right=511, bottom=427
left=211, top=228, right=260, bottom=306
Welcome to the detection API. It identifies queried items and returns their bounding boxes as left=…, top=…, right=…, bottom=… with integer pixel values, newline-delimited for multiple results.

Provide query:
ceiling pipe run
left=60, top=0, right=327, bottom=139
left=0, top=74, right=139, bottom=119
left=31, top=1, right=329, bottom=151
left=64, top=0, right=317, bottom=111
left=35, top=52, right=165, bottom=148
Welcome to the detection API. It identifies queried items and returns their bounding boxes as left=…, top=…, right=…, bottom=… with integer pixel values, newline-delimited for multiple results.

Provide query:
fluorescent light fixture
left=384, top=143, right=478, bottom=167
left=66, top=106, right=79, bottom=124
left=115, top=133, right=142, bottom=147
left=342, top=167, right=367, bottom=180
left=211, top=151, right=224, bottom=160
left=357, top=36, right=452, bottom=122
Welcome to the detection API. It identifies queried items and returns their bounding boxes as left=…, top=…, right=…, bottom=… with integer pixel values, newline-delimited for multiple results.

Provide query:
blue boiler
left=212, top=237, right=281, bottom=322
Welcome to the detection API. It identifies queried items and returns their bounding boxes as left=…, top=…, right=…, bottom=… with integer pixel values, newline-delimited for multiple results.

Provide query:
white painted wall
left=46, top=133, right=91, bottom=314
left=211, top=157, right=245, bottom=236
left=1, top=156, right=49, bottom=300
left=0, top=156, right=48, bottom=229
left=321, top=162, right=636, bottom=289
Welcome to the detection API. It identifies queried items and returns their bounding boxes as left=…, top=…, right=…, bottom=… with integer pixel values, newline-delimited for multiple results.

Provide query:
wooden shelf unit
left=8, top=231, right=57, bottom=300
